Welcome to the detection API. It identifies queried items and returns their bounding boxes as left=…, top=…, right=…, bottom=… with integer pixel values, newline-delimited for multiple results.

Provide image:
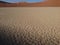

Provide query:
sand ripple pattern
left=0, top=24, right=60, bottom=45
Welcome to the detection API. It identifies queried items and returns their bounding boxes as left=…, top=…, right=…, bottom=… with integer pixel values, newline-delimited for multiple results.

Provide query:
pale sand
left=0, top=7, right=60, bottom=26
left=0, top=7, right=60, bottom=45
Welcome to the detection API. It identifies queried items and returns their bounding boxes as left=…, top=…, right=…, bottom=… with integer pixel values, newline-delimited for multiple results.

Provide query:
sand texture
left=0, top=7, right=60, bottom=45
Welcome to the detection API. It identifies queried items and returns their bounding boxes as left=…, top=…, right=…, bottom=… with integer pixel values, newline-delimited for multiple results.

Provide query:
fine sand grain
left=0, top=7, right=60, bottom=45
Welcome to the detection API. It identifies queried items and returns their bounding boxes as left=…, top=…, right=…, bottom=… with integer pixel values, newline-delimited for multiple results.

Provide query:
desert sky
left=2, top=0, right=44, bottom=3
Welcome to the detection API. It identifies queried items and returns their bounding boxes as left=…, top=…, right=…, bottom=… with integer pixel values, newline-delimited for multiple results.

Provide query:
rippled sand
left=0, top=7, right=60, bottom=45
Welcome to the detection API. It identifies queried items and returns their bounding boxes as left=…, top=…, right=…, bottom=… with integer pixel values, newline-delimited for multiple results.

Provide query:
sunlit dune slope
left=0, top=8, right=60, bottom=45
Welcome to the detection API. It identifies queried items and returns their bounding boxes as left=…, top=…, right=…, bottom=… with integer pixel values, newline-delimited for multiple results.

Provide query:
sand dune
left=0, top=7, right=60, bottom=45
left=0, top=0, right=60, bottom=7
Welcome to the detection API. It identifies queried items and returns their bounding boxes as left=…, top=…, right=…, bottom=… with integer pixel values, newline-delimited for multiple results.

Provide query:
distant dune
left=0, top=0, right=60, bottom=7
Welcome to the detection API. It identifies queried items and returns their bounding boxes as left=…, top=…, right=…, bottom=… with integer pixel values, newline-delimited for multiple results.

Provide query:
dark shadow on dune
left=0, top=25, right=22, bottom=45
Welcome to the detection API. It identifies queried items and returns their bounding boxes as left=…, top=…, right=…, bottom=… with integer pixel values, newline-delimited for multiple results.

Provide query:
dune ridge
left=0, top=0, right=60, bottom=7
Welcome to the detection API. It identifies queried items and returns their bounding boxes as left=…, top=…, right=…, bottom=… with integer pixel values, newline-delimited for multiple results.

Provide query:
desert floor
left=0, top=7, right=60, bottom=45
left=0, top=7, right=60, bottom=26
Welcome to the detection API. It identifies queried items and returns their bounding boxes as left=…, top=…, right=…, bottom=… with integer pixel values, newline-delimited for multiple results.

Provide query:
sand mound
left=0, top=0, right=60, bottom=7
